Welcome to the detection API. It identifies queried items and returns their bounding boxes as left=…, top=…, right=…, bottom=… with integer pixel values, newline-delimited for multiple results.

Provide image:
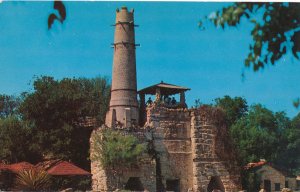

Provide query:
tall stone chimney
left=105, top=7, right=139, bottom=128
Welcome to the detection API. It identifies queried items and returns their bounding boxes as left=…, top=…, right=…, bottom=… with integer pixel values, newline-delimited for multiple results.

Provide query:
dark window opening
left=285, top=181, right=289, bottom=188
left=207, top=176, right=225, bottom=192
left=275, top=183, right=280, bottom=191
left=264, top=180, right=271, bottom=192
left=166, top=179, right=180, bottom=192
left=124, top=177, right=144, bottom=191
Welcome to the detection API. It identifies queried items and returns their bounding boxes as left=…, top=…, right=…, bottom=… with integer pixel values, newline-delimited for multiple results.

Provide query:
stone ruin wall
left=91, top=153, right=156, bottom=192
left=90, top=105, right=241, bottom=192
left=90, top=127, right=156, bottom=192
left=147, top=105, right=241, bottom=192
left=146, top=106, right=193, bottom=191
left=191, top=106, right=241, bottom=192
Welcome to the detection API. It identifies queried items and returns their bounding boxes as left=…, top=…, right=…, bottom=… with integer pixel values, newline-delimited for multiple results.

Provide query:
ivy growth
left=92, top=129, right=146, bottom=169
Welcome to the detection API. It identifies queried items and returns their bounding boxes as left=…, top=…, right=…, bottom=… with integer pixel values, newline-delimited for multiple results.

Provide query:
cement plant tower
left=105, top=7, right=139, bottom=128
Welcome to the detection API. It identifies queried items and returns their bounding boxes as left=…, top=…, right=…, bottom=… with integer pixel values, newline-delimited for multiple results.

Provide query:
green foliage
left=232, top=106, right=300, bottom=184
left=207, top=3, right=300, bottom=71
left=242, top=171, right=261, bottom=192
left=0, top=76, right=110, bottom=169
left=15, top=168, right=51, bottom=191
left=276, top=113, right=300, bottom=174
left=214, top=96, right=300, bottom=189
left=215, top=95, right=248, bottom=126
left=20, top=76, right=110, bottom=126
left=0, top=116, right=41, bottom=163
left=92, top=129, right=146, bottom=169
left=0, top=75, right=109, bottom=189
left=230, top=104, right=284, bottom=165
left=0, top=94, right=23, bottom=118
left=50, top=176, right=91, bottom=191
left=293, top=98, right=300, bottom=109
left=17, top=76, right=110, bottom=168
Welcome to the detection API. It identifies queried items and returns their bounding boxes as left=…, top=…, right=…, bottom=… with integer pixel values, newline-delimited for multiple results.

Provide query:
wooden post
left=139, top=93, right=146, bottom=126
left=155, top=88, right=161, bottom=102
left=180, top=91, right=186, bottom=105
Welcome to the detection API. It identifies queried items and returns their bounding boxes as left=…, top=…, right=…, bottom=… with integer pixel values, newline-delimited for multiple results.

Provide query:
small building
left=246, top=160, right=298, bottom=192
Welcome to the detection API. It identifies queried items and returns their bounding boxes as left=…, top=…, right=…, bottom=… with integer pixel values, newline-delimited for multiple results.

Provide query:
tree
left=215, top=99, right=283, bottom=164
left=214, top=95, right=248, bottom=126
left=215, top=96, right=300, bottom=187
left=0, top=115, right=41, bottom=163
left=207, top=3, right=300, bottom=71
left=228, top=104, right=293, bottom=190
left=276, top=113, right=300, bottom=174
left=230, top=104, right=285, bottom=165
left=19, top=76, right=110, bottom=168
left=0, top=94, right=23, bottom=118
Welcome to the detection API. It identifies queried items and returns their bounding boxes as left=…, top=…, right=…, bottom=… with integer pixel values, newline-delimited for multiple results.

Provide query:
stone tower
left=105, top=7, right=139, bottom=128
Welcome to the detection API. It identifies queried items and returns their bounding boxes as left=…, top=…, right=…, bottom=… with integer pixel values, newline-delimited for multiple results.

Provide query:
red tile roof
left=35, top=160, right=90, bottom=176
left=244, top=160, right=267, bottom=170
left=0, top=163, right=9, bottom=170
left=245, top=160, right=295, bottom=177
left=1, top=160, right=90, bottom=176
left=0, top=162, right=34, bottom=173
left=35, top=159, right=60, bottom=171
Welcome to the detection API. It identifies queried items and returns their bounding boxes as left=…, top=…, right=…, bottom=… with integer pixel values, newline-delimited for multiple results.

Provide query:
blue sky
left=1, top=1, right=300, bottom=117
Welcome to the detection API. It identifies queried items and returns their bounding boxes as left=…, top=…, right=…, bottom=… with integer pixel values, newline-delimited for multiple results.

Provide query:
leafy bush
left=92, top=129, right=146, bottom=169
left=50, top=176, right=91, bottom=191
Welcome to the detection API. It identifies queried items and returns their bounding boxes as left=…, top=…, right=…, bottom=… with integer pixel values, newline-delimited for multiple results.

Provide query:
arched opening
left=124, top=177, right=144, bottom=191
left=207, top=176, right=225, bottom=192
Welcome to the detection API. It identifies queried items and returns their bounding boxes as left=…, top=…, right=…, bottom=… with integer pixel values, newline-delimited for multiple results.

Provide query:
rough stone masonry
left=105, top=6, right=139, bottom=128
left=91, top=7, right=242, bottom=192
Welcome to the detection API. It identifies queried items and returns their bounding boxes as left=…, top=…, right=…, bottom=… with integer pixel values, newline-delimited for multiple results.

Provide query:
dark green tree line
left=215, top=96, right=300, bottom=190
left=0, top=76, right=110, bottom=170
left=0, top=116, right=41, bottom=163
left=0, top=94, right=23, bottom=118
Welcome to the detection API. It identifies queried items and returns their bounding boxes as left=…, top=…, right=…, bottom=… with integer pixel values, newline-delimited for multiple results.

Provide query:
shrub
left=15, top=168, right=51, bottom=191
left=92, top=129, right=146, bottom=169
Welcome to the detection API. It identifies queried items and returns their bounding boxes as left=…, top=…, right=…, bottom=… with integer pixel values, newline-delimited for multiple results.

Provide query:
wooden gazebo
left=138, top=81, right=190, bottom=126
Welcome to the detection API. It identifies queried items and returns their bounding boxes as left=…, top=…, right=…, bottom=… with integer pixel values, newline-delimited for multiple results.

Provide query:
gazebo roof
left=0, top=160, right=90, bottom=176
left=0, top=163, right=9, bottom=171
left=1, top=162, right=34, bottom=173
left=138, top=81, right=190, bottom=95
left=35, top=160, right=91, bottom=176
